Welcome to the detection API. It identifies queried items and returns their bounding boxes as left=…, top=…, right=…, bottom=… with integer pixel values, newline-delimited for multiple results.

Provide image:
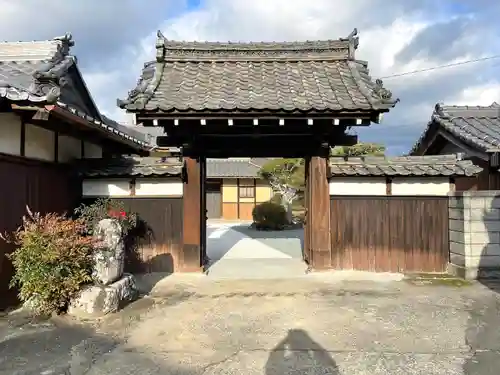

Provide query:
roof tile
left=78, top=156, right=183, bottom=177
left=79, top=157, right=273, bottom=178
left=0, top=34, right=152, bottom=150
left=410, top=102, right=500, bottom=154
left=118, top=29, right=397, bottom=114
left=329, top=155, right=482, bottom=177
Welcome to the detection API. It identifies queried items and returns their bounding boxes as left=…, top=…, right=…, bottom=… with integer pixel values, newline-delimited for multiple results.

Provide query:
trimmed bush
left=252, top=201, right=288, bottom=230
left=1, top=206, right=95, bottom=316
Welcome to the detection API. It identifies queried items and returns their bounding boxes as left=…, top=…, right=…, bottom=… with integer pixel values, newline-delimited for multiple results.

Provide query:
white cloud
left=451, top=82, right=500, bottom=106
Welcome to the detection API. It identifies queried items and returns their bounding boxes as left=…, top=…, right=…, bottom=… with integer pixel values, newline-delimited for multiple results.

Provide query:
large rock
left=93, top=218, right=125, bottom=285
left=68, top=274, right=138, bottom=316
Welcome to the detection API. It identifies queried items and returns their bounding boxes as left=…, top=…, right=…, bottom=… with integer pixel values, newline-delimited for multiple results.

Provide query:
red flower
left=107, top=209, right=126, bottom=219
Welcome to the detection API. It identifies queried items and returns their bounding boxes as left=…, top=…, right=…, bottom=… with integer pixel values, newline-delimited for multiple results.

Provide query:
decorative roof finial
left=156, top=30, right=166, bottom=62
left=374, top=79, right=394, bottom=101
left=434, top=103, right=445, bottom=116
left=341, top=28, right=359, bottom=59
left=53, top=32, right=74, bottom=55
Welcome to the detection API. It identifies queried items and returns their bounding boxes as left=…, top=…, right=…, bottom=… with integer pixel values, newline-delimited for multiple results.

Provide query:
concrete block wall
left=449, top=191, right=500, bottom=279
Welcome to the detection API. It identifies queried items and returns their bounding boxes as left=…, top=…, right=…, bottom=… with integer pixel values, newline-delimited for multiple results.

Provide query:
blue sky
left=0, top=0, right=498, bottom=155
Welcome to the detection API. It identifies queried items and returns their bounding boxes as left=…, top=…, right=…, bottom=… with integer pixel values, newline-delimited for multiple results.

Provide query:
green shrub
left=1, top=206, right=95, bottom=316
left=252, top=201, right=288, bottom=230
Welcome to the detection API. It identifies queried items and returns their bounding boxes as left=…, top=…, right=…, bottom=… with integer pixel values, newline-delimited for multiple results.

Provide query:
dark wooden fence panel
left=0, top=156, right=77, bottom=310
left=330, top=196, right=449, bottom=273
left=80, top=197, right=183, bottom=274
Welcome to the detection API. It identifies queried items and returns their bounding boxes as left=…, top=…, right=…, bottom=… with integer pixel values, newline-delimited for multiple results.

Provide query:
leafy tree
left=330, top=142, right=386, bottom=157
left=254, top=158, right=304, bottom=223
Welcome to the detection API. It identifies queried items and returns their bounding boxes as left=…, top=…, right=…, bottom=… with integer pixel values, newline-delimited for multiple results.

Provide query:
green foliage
left=75, top=198, right=138, bottom=236
left=252, top=201, right=288, bottom=230
left=258, top=158, right=305, bottom=191
left=1, top=207, right=95, bottom=316
left=330, top=142, right=386, bottom=157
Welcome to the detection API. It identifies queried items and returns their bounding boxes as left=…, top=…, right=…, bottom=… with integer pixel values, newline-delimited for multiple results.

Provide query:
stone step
left=205, top=258, right=309, bottom=280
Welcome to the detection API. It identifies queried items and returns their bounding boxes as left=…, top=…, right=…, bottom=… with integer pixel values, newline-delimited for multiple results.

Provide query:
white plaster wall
left=329, top=177, right=387, bottom=196
left=135, top=178, right=183, bottom=197
left=82, top=178, right=184, bottom=197
left=82, top=180, right=130, bottom=197
left=84, top=141, right=103, bottom=158
left=329, top=177, right=451, bottom=196
left=0, top=113, right=21, bottom=156
left=58, top=134, right=82, bottom=162
left=25, top=123, right=55, bottom=162
left=391, top=177, right=450, bottom=196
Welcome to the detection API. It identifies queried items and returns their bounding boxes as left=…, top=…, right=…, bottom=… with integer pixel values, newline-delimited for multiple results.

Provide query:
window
left=238, top=185, right=255, bottom=198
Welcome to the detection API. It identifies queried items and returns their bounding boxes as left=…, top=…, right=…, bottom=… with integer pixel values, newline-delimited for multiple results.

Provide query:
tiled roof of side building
left=117, top=29, right=398, bottom=114
left=78, top=157, right=274, bottom=178
left=206, top=158, right=270, bottom=178
left=329, top=154, right=482, bottom=177
left=77, top=156, right=183, bottom=177
left=410, top=102, right=500, bottom=155
left=0, top=34, right=152, bottom=150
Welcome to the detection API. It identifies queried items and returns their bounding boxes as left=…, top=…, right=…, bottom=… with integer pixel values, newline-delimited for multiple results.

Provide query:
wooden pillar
left=303, top=158, right=311, bottom=264
left=306, top=155, right=332, bottom=270
left=182, top=157, right=203, bottom=272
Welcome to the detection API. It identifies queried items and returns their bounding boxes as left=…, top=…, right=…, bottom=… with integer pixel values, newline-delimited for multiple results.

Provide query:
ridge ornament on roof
left=117, top=29, right=398, bottom=114
left=0, top=33, right=76, bottom=104
left=0, top=33, right=153, bottom=151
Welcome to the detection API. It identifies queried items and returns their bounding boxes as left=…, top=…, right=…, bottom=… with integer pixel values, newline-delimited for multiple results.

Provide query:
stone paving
left=206, top=221, right=306, bottom=279
left=1, top=275, right=500, bottom=374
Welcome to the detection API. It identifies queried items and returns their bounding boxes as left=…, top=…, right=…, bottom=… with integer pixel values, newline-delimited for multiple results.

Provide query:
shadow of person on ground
left=463, top=195, right=500, bottom=374
left=265, top=329, right=340, bottom=375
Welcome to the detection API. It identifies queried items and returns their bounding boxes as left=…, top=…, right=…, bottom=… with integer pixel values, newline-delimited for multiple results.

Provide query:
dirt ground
left=1, top=274, right=499, bottom=374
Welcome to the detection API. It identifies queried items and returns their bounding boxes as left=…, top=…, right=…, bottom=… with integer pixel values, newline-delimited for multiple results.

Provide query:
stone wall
left=449, top=191, right=500, bottom=279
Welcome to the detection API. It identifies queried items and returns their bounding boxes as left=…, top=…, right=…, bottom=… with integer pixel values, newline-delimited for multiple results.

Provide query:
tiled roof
left=55, top=104, right=152, bottom=148
left=118, top=29, right=398, bottom=114
left=207, top=158, right=270, bottom=178
left=77, top=156, right=183, bottom=177
left=0, top=34, right=152, bottom=150
left=329, top=155, right=482, bottom=177
left=0, top=34, right=84, bottom=105
left=410, top=102, right=500, bottom=155
left=79, top=157, right=272, bottom=178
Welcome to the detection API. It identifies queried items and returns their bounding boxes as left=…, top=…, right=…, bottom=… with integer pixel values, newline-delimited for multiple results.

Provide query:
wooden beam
left=437, top=129, right=489, bottom=161
left=81, top=140, right=85, bottom=158
left=136, top=111, right=377, bottom=121
left=20, top=119, right=25, bottom=157
left=182, top=157, right=203, bottom=272
left=386, top=178, right=392, bottom=195
left=54, top=131, right=59, bottom=163
left=306, top=155, right=331, bottom=270
left=129, top=178, right=136, bottom=196
left=152, top=117, right=370, bottom=130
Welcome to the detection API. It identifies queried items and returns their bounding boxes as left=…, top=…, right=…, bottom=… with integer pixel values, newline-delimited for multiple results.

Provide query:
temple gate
left=118, top=28, right=397, bottom=272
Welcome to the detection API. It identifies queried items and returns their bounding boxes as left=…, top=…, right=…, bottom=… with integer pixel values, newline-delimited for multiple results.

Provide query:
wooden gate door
left=206, top=182, right=222, bottom=218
